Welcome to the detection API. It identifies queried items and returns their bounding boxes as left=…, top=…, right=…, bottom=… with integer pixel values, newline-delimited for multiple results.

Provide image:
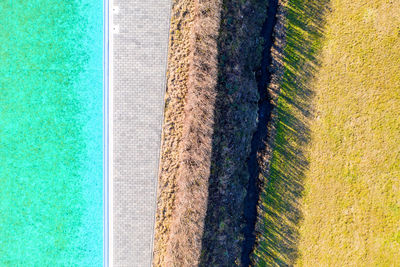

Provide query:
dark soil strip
left=241, top=0, right=280, bottom=266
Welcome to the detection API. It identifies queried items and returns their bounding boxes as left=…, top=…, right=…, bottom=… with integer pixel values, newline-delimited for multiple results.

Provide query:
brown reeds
left=155, top=0, right=272, bottom=264
left=164, top=0, right=222, bottom=265
left=153, top=1, right=195, bottom=265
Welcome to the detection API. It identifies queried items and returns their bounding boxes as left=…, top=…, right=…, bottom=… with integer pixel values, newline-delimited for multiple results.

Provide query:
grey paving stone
left=112, top=1, right=171, bottom=266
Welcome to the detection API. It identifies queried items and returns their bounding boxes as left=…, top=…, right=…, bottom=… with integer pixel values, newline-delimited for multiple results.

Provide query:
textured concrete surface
left=112, top=1, right=171, bottom=266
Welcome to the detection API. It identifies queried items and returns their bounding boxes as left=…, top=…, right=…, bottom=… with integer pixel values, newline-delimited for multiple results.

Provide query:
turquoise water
left=0, top=1, right=103, bottom=265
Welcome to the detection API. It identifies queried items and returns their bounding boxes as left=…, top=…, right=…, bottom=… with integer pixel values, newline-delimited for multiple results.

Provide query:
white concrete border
left=108, top=0, right=114, bottom=264
left=103, top=0, right=114, bottom=265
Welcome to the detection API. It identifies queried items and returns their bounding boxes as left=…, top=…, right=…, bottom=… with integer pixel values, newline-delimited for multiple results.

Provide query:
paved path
left=112, top=1, right=171, bottom=266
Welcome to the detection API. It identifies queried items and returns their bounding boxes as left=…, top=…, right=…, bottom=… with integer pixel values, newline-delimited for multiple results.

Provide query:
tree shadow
left=199, top=0, right=269, bottom=266
left=252, top=0, right=331, bottom=266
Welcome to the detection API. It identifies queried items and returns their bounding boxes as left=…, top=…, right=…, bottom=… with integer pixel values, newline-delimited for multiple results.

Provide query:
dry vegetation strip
left=253, top=0, right=400, bottom=266
left=154, top=0, right=222, bottom=266
left=198, top=0, right=275, bottom=265
left=155, top=0, right=275, bottom=265
left=165, top=0, right=222, bottom=265
left=153, top=1, right=194, bottom=265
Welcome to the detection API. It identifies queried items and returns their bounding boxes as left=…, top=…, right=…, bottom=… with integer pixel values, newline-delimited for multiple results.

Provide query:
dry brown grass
left=153, top=1, right=194, bottom=266
left=164, top=0, right=222, bottom=266
left=154, top=0, right=222, bottom=266
left=155, top=0, right=277, bottom=264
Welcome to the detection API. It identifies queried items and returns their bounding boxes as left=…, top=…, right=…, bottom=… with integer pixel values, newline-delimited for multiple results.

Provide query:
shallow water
left=0, top=1, right=103, bottom=265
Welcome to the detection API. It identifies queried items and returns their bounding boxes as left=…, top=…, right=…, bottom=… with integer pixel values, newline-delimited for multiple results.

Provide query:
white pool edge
left=103, top=0, right=113, bottom=265
left=108, top=0, right=115, bottom=264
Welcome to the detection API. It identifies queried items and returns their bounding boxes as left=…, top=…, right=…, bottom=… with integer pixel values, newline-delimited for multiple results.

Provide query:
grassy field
left=253, top=0, right=400, bottom=266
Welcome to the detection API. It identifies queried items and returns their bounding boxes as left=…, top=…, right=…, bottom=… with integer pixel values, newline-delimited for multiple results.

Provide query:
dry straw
left=165, top=0, right=222, bottom=265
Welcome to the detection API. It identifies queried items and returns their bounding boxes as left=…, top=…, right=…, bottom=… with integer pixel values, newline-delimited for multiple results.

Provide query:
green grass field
left=253, top=0, right=400, bottom=265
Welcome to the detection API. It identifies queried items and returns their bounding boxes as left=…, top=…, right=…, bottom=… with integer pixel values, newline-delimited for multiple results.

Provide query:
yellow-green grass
left=253, top=0, right=400, bottom=266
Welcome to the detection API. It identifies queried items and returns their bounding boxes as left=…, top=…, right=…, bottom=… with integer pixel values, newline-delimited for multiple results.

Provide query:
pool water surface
left=0, top=1, right=103, bottom=265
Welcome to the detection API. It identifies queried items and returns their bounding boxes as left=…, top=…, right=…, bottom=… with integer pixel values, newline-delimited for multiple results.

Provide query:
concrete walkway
left=112, top=1, right=171, bottom=266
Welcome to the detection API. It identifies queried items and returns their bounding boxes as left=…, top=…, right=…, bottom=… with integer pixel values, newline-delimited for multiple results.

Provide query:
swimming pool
left=0, top=0, right=104, bottom=265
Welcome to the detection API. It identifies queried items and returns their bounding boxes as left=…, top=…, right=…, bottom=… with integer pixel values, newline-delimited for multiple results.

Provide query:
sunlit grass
left=253, top=0, right=400, bottom=265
